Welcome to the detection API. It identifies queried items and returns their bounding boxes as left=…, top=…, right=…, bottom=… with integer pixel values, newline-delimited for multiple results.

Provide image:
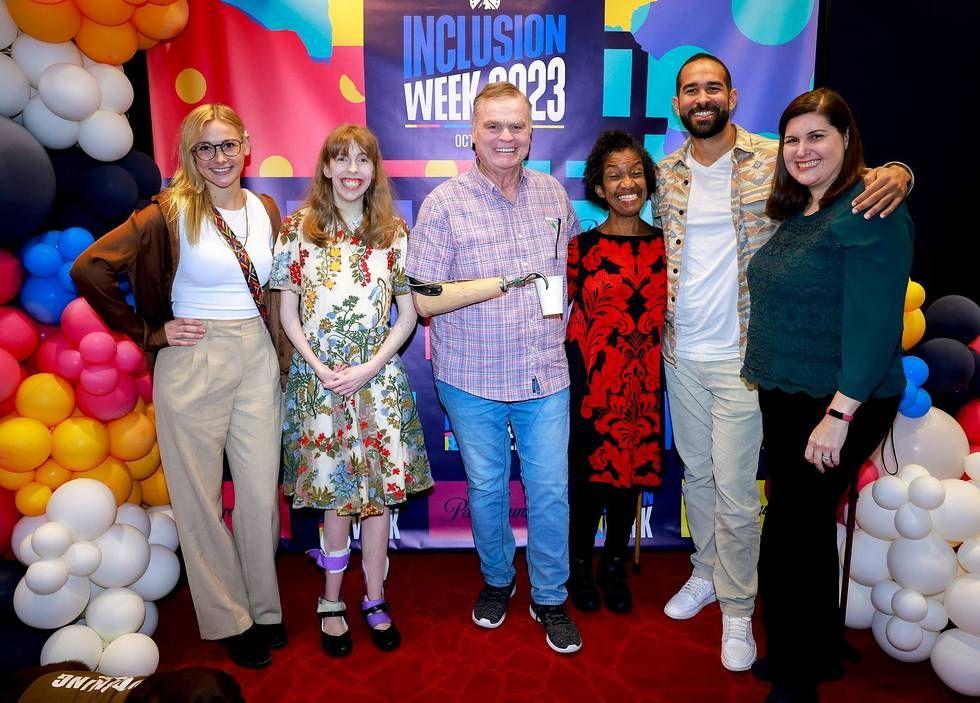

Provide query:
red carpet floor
left=154, top=551, right=966, bottom=703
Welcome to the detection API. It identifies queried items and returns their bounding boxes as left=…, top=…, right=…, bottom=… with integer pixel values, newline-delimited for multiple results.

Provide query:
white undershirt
left=674, top=149, right=741, bottom=361
left=171, top=190, right=273, bottom=319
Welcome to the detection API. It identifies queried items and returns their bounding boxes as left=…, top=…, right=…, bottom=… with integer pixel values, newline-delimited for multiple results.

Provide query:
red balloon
left=0, top=490, right=17, bottom=557
left=0, top=251, right=22, bottom=305
left=34, top=332, right=73, bottom=374
left=957, top=399, right=980, bottom=445
left=79, top=363, right=119, bottom=396
left=79, top=331, right=117, bottom=365
left=0, top=348, right=22, bottom=402
left=135, top=371, right=152, bottom=403
left=60, top=298, right=110, bottom=345
left=114, top=339, right=143, bottom=374
left=76, top=373, right=137, bottom=421
left=0, top=307, right=40, bottom=361
left=857, top=459, right=878, bottom=492
left=56, top=348, right=84, bottom=381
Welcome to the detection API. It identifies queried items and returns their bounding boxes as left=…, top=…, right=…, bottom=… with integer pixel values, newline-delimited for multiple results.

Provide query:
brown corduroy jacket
left=70, top=192, right=293, bottom=387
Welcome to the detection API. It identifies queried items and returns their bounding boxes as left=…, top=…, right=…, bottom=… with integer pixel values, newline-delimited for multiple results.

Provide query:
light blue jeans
left=436, top=381, right=570, bottom=605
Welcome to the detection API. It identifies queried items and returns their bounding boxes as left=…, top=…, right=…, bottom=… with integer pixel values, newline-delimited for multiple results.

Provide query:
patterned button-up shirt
left=408, top=163, right=581, bottom=402
left=653, top=125, right=779, bottom=366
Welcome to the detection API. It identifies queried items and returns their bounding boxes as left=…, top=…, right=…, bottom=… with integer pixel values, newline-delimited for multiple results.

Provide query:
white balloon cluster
left=9, top=478, right=181, bottom=676
left=0, top=34, right=134, bottom=161
left=843, top=452, right=980, bottom=696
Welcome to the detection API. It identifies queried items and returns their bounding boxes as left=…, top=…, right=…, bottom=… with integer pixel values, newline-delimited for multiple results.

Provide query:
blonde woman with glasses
left=72, top=103, right=289, bottom=670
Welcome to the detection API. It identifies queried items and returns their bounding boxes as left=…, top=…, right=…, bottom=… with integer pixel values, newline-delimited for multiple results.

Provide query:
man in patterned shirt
left=655, top=53, right=912, bottom=674
left=407, top=82, right=583, bottom=655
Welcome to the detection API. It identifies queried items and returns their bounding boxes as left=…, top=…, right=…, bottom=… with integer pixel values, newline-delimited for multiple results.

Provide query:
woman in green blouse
left=741, top=88, right=913, bottom=703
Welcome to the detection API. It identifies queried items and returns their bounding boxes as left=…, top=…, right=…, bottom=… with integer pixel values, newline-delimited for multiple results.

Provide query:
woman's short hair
left=767, top=88, right=866, bottom=220
left=582, top=130, right=657, bottom=210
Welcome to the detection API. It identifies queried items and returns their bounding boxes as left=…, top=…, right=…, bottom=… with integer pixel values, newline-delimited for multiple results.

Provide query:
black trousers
left=568, top=467, right=638, bottom=561
left=758, top=388, right=899, bottom=687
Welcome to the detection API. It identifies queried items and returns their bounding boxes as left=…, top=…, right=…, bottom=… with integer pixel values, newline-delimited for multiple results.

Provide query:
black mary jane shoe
left=317, top=597, right=353, bottom=657
left=568, top=557, right=601, bottom=612
left=254, top=621, right=288, bottom=649
left=361, top=597, right=402, bottom=651
left=598, top=554, right=633, bottom=614
left=221, top=626, right=272, bottom=669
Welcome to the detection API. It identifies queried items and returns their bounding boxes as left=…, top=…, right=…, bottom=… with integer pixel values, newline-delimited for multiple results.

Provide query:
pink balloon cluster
left=35, top=298, right=151, bottom=421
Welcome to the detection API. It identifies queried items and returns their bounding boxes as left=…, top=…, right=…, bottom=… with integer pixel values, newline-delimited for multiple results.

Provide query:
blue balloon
left=19, top=276, right=76, bottom=325
left=58, top=227, right=95, bottom=260
left=898, top=379, right=917, bottom=412
left=22, top=242, right=63, bottom=278
left=125, top=292, right=135, bottom=310
left=901, top=388, right=932, bottom=419
left=117, top=276, right=132, bottom=293
left=57, top=261, right=77, bottom=293
left=902, top=355, right=929, bottom=387
left=40, top=229, right=61, bottom=247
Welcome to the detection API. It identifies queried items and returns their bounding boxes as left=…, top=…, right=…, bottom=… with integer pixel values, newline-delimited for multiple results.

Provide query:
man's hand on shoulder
left=852, top=163, right=913, bottom=220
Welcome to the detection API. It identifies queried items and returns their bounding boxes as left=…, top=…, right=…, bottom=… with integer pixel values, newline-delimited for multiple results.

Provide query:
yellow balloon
left=107, top=411, right=156, bottom=461
left=125, top=442, right=160, bottom=480
left=75, top=456, right=133, bottom=505
left=127, top=479, right=142, bottom=505
left=140, top=466, right=170, bottom=506
left=0, top=467, right=36, bottom=491
left=51, top=417, right=110, bottom=471
left=134, top=397, right=146, bottom=415
left=904, top=280, right=926, bottom=313
left=902, top=308, right=926, bottom=351
left=15, top=481, right=52, bottom=516
left=145, top=404, right=155, bottom=425
left=15, top=373, right=76, bottom=427
left=0, top=416, right=52, bottom=472
left=34, top=458, right=72, bottom=490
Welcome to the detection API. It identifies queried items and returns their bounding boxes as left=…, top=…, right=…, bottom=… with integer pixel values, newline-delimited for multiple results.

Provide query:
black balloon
left=56, top=201, right=110, bottom=237
left=79, top=165, right=139, bottom=221
left=918, top=338, right=975, bottom=395
left=0, top=118, right=56, bottom=247
left=116, top=150, right=163, bottom=199
left=924, top=295, right=980, bottom=344
left=47, top=146, right=97, bottom=203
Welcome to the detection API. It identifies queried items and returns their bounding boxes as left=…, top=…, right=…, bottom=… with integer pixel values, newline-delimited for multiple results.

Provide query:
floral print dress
left=270, top=211, right=432, bottom=516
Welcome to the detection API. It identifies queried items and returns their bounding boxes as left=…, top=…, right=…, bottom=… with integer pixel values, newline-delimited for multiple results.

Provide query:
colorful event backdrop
left=145, top=0, right=819, bottom=550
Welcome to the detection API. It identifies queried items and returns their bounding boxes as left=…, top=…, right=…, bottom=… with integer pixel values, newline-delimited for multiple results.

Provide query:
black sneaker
left=529, top=602, right=582, bottom=654
left=254, top=622, right=287, bottom=649
left=471, top=580, right=516, bottom=628
left=220, top=626, right=272, bottom=669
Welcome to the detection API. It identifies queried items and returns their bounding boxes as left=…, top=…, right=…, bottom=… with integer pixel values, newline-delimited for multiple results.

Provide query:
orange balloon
left=0, top=467, right=36, bottom=491
left=75, top=0, right=135, bottom=26
left=15, top=481, right=52, bottom=516
left=147, top=0, right=178, bottom=4
left=132, top=0, right=187, bottom=40
left=140, top=466, right=170, bottom=505
left=145, top=404, right=155, bottom=425
left=127, top=479, right=142, bottom=504
left=34, top=458, right=72, bottom=489
left=15, top=373, right=75, bottom=427
left=74, top=17, right=139, bottom=65
left=136, top=31, right=158, bottom=49
left=107, top=411, right=156, bottom=461
left=123, top=0, right=148, bottom=6
left=125, top=442, right=160, bottom=480
left=51, top=417, right=110, bottom=471
left=0, top=416, right=52, bottom=472
left=134, top=397, right=146, bottom=415
left=5, top=0, right=82, bottom=43
left=76, top=456, right=133, bottom=505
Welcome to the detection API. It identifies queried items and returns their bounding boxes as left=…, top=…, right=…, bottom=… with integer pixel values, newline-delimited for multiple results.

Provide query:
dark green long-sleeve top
left=741, top=181, right=913, bottom=402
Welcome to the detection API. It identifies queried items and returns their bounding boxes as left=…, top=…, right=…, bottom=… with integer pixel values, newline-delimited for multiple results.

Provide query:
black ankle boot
left=598, top=554, right=632, bottom=614
left=568, top=557, right=600, bottom=612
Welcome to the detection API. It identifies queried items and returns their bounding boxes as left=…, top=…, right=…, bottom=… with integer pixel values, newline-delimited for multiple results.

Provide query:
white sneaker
left=664, top=575, right=717, bottom=620
left=721, top=614, right=757, bottom=672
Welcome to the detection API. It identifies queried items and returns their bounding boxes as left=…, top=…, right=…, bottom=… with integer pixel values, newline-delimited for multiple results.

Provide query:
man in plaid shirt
left=407, top=82, right=583, bottom=655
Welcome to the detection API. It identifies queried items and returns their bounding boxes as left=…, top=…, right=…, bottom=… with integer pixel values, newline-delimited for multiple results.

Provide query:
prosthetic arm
left=408, top=273, right=545, bottom=317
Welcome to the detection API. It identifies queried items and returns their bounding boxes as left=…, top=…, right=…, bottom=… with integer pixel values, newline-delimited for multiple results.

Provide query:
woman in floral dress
left=271, top=125, right=432, bottom=656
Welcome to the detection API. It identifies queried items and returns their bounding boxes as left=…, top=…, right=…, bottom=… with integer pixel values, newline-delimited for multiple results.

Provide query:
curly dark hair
left=583, top=130, right=657, bottom=210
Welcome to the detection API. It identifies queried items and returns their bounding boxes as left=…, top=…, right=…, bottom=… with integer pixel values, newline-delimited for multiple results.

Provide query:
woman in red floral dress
left=566, top=130, right=667, bottom=613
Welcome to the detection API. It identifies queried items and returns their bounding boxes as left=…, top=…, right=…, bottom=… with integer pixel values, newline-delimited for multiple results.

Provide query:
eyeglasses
left=190, top=138, right=245, bottom=161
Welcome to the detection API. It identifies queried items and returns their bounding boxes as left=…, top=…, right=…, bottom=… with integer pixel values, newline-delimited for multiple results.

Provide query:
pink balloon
left=60, top=298, right=110, bottom=345
left=0, top=307, right=40, bottom=361
left=79, top=363, right=119, bottom=396
left=134, top=371, right=153, bottom=403
left=114, top=339, right=144, bottom=374
left=76, top=374, right=137, bottom=422
left=79, top=331, right=117, bottom=365
left=0, top=348, right=22, bottom=403
left=56, top=348, right=84, bottom=381
left=34, top=333, right=73, bottom=374
left=36, top=324, right=61, bottom=342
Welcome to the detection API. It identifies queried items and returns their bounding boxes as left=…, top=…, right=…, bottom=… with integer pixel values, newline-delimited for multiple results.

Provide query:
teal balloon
left=732, top=0, right=815, bottom=45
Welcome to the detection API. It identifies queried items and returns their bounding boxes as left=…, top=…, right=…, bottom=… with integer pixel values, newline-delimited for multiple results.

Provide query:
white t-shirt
left=674, top=149, right=741, bottom=361
left=171, top=190, right=273, bottom=319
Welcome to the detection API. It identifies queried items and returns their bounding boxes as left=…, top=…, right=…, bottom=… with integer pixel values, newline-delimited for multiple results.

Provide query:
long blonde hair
left=163, top=104, right=248, bottom=245
left=302, top=125, right=398, bottom=249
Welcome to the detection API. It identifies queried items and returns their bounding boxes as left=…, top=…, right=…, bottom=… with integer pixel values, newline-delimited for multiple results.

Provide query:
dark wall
left=818, top=0, right=978, bottom=302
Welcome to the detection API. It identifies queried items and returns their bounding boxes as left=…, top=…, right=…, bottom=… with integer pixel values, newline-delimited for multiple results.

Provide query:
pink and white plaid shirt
left=408, top=163, right=581, bottom=402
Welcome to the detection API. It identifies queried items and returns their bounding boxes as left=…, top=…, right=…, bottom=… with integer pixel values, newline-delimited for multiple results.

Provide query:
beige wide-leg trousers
left=154, top=317, right=283, bottom=640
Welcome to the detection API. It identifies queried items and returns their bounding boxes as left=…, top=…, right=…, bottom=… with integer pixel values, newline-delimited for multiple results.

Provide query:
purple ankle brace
left=306, top=548, right=349, bottom=573
left=360, top=597, right=392, bottom=628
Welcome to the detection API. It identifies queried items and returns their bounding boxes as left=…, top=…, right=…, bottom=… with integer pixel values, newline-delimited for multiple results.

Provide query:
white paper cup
left=534, top=275, right=564, bottom=316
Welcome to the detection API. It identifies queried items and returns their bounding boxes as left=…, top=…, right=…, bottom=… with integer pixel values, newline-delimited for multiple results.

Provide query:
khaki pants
left=154, top=317, right=283, bottom=640
left=664, top=356, right=762, bottom=617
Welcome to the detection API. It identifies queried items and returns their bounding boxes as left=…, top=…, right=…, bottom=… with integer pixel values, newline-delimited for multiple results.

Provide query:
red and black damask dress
left=566, top=228, right=668, bottom=488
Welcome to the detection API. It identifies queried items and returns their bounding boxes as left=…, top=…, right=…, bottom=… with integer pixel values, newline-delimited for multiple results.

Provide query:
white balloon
left=41, top=625, right=104, bottom=670
left=886, top=615, right=924, bottom=651
left=0, top=54, right=31, bottom=117
left=871, top=579, right=901, bottom=615
left=843, top=578, right=874, bottom=629
left=836, top=522, right=846, bottom=552
left=115, top=504, right=150, bottom=537
left=0, top=1, right=16, bottom=50
left=87, top=64, right=133, bottom=113
left=13, top=574, right=90, bottom=629
left=945, top=575, right=980, bottom=637
left=98, top=633, right=158, bottom=677
left=897, top=464, right=931, bottom=483
left=892, top=588, right=929, bottom=623
left=147, top=512, right=179, bottom=550
left=855, top=485, right=899, bottom=540
left=146, top=505, right=175, bottom=520
left=64, top=541, right=102, bottom=576
left=47, top=479, right=116, bottom=542
left=17, top=533, right=41, bottom=566
left=931, top=629, right=980, bottom=696
left=931, top=480, right=980, bottom=543
left=78, top=110, right=133, bottom=162
left=908, top=475, right=945, bottom=510
left=90, top=580, right=104, bottom=601
left=965, top=452, right=980, bottom=481
left=888, top=534, right=958, bottom=595
left=894, top=503, right=932, bottom=540
left=891, top=409, right=971, bottom=480
left=91, top=524, right=150, bottom=588
left=872, top=610, right=937, bottom=662
left=86, top=587, right=145, bottom=641
left=23, top=94, right=78, bottom=148
left=24, top=558, right=69, bottom=595
left=10, top=35, right=82, bottom=86
left=10, top=515, right=47, bottom=565
left=38, top=63, right=100, bottom=121
left=129, top=545, right=180, bottom=601
left=31, top=521, right=73, bottom=559
left=873, top=474, right=909, bottom=510
left=138, top=601, right=158, bottom=637
left=959, top=538, right=980, bottom=574
left=845, top=529, right=892, bottom=587
left=921, top=597, right=949, bottom=632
